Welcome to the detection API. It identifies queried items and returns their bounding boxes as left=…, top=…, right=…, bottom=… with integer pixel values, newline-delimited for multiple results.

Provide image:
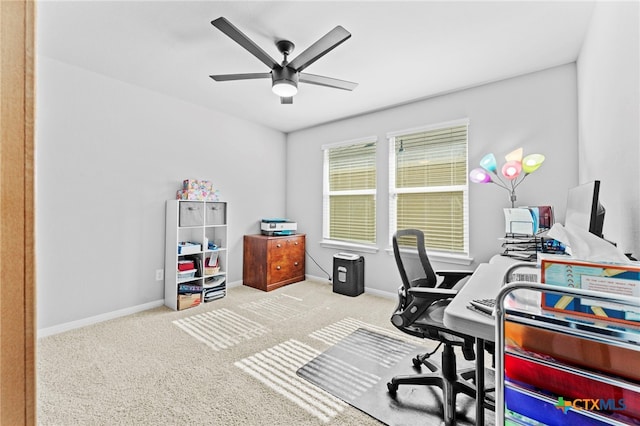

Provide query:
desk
left=444, top=256, right=518, bottom=340
left=443, top=255, right=537, bottom=425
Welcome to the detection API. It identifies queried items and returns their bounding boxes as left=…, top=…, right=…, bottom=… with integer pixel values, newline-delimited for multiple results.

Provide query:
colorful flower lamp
left=469, top=148, right=545, bottom=207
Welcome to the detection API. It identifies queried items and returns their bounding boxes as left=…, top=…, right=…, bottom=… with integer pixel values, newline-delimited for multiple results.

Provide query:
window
left=322, top=137, right=377, bottom=245
left=389, top=119, right=469, bottom=256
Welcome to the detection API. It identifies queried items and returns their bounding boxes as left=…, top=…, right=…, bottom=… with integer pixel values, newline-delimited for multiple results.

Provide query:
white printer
left=261, top=218, right=297, bottom=236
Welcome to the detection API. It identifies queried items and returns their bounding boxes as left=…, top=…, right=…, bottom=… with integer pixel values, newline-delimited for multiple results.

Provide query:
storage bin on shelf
left=178, top=242, right=201, bottom=255
left=204, top=266, right=220, bottom=275
left=177, top=269, right=197, bottom=281
left=176, top=179, right=220, bottom=201
left=177, top=260, right=195, bottom=271
left=177, top=293, right=201, bottom=310
left=205, top=202, right=226, bottom=225
left=204, top=252, right=220, bottom=275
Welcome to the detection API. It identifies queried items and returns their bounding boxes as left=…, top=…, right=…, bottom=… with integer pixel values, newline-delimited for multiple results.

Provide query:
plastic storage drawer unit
left=332, top=253, right=364, bottom=296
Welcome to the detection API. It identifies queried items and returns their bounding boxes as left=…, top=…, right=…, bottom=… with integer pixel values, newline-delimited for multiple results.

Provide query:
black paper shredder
left=332, top=252, right=364, bottom=296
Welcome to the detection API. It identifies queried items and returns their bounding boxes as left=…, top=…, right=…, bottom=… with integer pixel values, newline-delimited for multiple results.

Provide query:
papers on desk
left=500, top=235, right=540, bottom=261
left=546, top=223, right=632, bottom=264
left=502, top=207, right=555, bottom=261
left=504, top=208, right=536, bottom=235
left=504, top=206, right=554, bottom=236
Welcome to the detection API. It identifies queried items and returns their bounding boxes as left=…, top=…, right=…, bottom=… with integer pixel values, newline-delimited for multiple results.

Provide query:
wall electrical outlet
left=155, top=269, right=164, bottom=281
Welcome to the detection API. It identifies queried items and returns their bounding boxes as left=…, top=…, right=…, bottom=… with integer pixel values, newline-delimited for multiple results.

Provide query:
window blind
left=390, top=123, right=469, bottom=255
left=323, top=140, right=377, bottom=244
left=395, top=125, right=467, bottom=188
left=328, top=143, right=376, bottom=191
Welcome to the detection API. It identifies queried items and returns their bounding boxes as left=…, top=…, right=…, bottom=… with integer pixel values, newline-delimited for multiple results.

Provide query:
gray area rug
left=297, top=328, right=495, bottom=426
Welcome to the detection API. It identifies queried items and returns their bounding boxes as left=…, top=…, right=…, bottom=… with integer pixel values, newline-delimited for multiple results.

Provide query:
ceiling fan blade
left=288, top=26, right=351, bottom=72
left=209, top=73, right=271, bottom=82
left=211, top=17, right=279, bottom=69
left=281, top=97, right=293, bottom=104
left=299, top=73, right=358, bottom=91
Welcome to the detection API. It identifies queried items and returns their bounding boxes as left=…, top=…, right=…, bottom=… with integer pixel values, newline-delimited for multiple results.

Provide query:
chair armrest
left=436, top=269, right=474, bottom=276
left=407, top=287, right=458, bottom=301
left=392, top=287, right=458, bottom=328
left=436, top=270, right=474, bottom=289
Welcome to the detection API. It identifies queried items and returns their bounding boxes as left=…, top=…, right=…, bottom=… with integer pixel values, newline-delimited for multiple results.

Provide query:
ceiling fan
left=209, top=17, right=358, bottom=104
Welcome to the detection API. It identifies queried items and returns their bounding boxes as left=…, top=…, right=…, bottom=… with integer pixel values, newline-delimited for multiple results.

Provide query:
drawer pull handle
left=276, top=244, right=281, bottom=248
left=276, top=265, right=281, bottom=270
left=294, top=242, right=298, bottom=245
left=294, top=262, right=299, bottom=266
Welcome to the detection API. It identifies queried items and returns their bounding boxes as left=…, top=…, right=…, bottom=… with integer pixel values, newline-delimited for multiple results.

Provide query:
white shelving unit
left=164, top=200, right=228, bottom=310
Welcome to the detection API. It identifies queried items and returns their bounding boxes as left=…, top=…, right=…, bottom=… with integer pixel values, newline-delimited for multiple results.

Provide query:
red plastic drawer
left=505, top=353, right=640, bottom=420
left=505, top=321, right=640, bottom=382
left=177, top=260, right=195, bottom=271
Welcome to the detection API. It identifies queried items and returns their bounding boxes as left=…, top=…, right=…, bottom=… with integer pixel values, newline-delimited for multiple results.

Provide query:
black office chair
left=386, top=229, right=477, bottom=425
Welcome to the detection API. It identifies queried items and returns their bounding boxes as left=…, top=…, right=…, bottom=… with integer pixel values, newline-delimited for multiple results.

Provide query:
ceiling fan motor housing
left=272, top=66, right=299, bottom=86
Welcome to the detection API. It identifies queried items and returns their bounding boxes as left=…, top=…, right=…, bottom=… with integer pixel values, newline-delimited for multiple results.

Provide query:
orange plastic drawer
left=505, top=321, right=640, bottom=382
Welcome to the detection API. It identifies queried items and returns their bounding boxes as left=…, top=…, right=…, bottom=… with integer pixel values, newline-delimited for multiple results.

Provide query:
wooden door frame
left=0, top=1, right=36, bottom=424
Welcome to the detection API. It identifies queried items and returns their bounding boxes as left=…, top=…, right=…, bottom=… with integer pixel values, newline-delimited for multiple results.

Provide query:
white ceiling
left=37, top=1, right=596, bottom=133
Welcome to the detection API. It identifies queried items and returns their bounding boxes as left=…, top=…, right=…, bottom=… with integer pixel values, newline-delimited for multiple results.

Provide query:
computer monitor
left=564, top=180, right=606, bottom=238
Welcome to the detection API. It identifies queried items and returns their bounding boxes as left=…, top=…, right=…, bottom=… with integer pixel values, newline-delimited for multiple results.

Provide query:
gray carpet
left=297, top=328, right=495, bottom=426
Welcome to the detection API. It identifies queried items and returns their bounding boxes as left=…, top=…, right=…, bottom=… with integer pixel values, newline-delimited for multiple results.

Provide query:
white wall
left=287, top=65, right=578, bottom=295
left=36, top=56, right=286, bottom=330
left=36, top=1, right=638, bottom=332
left=577, top=1, right=640, bottom=257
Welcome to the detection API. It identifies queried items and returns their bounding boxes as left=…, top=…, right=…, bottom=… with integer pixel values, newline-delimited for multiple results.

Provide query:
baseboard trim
left=37, top=279, right=395, bottom=338
left=37, top=299, right=165, bottom=338
left=227, top=279, right=243, bottom=288
left=304, top=274, right=332, bottom=285
left=305, top=274, right=396, bottom=300
left=38, top=280, right=249, bottom=338
left=363, top=287, right=396, bottom=300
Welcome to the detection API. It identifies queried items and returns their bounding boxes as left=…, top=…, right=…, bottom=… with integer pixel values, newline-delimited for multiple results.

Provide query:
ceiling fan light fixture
left=272, top=80, right=298, bottom=97
left=272, top=66, right=299, bottom=97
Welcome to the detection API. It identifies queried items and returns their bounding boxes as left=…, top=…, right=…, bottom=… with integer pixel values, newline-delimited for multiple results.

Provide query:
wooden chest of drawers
left=243, top=234, right=305, bottom=292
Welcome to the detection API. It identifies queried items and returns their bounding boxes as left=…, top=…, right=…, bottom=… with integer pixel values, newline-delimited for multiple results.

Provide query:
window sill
left=384, top=247, right=474, bottom=265
left=319, top=240, right=379, bottom=254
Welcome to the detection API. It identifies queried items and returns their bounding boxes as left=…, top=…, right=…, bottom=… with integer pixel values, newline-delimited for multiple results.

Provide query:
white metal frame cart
left=495, top=282, right=640, bottom=425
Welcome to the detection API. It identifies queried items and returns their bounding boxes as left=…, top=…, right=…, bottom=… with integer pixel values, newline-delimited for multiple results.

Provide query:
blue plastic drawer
left=504, top=383, right=630, bottom=426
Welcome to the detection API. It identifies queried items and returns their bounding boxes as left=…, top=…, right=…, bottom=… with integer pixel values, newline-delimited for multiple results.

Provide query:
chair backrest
left=392, top=229, right=437, bottom=291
